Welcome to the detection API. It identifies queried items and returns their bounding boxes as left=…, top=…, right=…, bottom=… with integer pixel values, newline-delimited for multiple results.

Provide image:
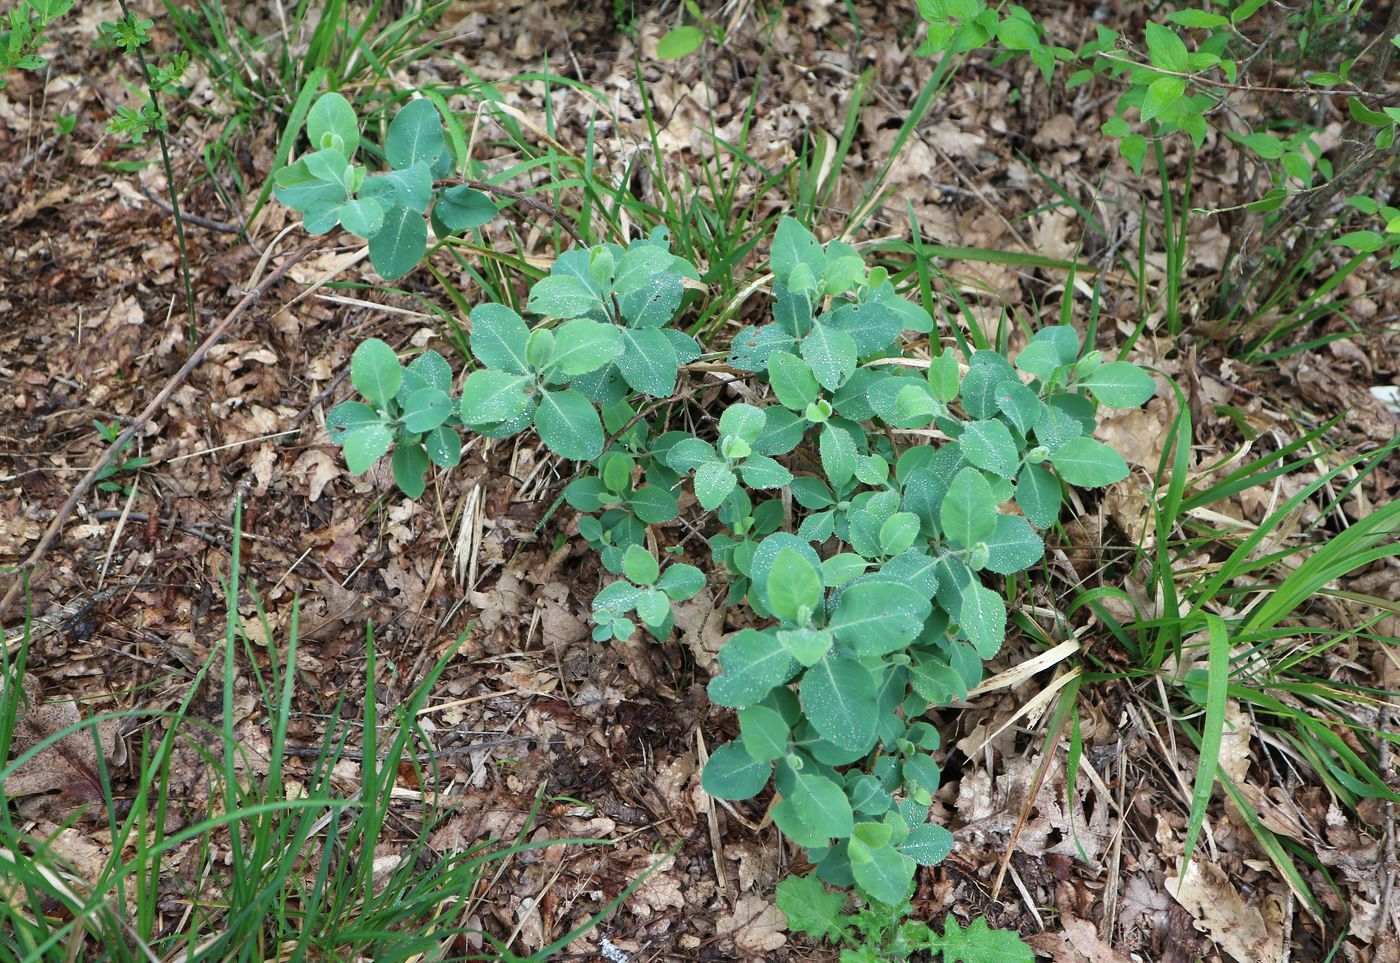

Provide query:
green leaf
left=343, top=424, right=393, bottom=474
left=879, top=513, right=920, bottom=556
left=738, top=705, right=789, bottom=762
left=960, top=419, right=1020, bottom=478
left=534, top=388, right=604, bottom=460
left=940, top=468, right=997, bottom=549
left=720, top=403, right=767, bottom=443
left=657, top=563, right=706, bottom=601
left=792, top=771, right=854, bottom=838
left=1034, top=405, right=1083, bottom=452
left=273, top=156, right=348, bottom=213
left=802, top=657, right=878, bottom=752
left=1119, top=132, right=1148, bottom=175
left=824, top=254, right=866, bottom=295
left=1145, top=21, right=1188, bottom=72
left=391, top=442, right=429, bottom=498
left=549, top=318, right=623, bottom=375
left=460, top=370, right=532, bottom=426
left=983, top=515, right=1044, bottom=574
left=701, top=742, right=771, bottom=800
left=777, top=628, right=834, bottom=667
left=1335, top=230, right=1385, bottom=253
left=994, top=380, right=1043, bottom=436
left=635, top=588, right=671, bottom=630
left=435, top=185, right=496, bottom=230
left=407, top=349, right=452, bottom=394
left=828, top=581, right=931, bottom=656
left=307, top=91, right=359, bottom=157
left=822, top=553, right=869, bottom=586
left=820, top=423, right=858, bottom=489
left=351, top=338, right=402, bottom=405
left=623, top=545, right=660, bottom=586
left=615, top=326, right=680, bottom=397
left=708, top=628, right=800, bottom=708
left=385, top=98, right=444, bottom=170
left=853, top=821, right=892, bottom=849
left=903, top=753, right=941, bottom=793
left=1081, top=361, right=1155, bottom=407
left=469, top=303, right=531, bottom=374
left=775, top=875, right=849, bottom=943
left=728, top=324, right=797, bottom=371
left=337, top=197, right=384, bottom=237
left=326, top=401, right=380, bottom=444
left=927, top=351, right=960, bottom=402
left=527, top=275, right=601, bottom=318
left=694, top=462, right=739, bottom=510
left=667, top=437, right=720, bottom=472
left=900, top=823, right=954, bottom=866
left=740, top=455, right=793, bottom=490
left=1347, top=96, right=1391, bottom=127
left=368, top=206, right=427, bottom=280
left=957, top=580, right=1006, bottom=658
left=771, top=217, right=824, bottom=285
left=401, top=387, right=452, bottom=433
left=362, top=164, right=433, bottom=213
left=1183, top=614, right=1230, bottom=867
left=631, top=486, right=680, bottom=524
left=926, top=916, right=1035, bottom=963
left=848, top=839, right=914, bottom=906
left=594, top=579, right=643, bottom=615
left=656, top=24, right=705, bottom=59
left=896, top=383, right=941, bottom=423
left=996, top=16, right=1038, bottom=50
left=769, top=351, right=821, bottom=410
left=849, top=777, right=892, bottom=816
left=424, top=425, right=461, bottom=468
left=802, top=324, right=859, bottom=391
left=829, top=297, right=905, bottom=355
left=768, top=547, right=822, bottom=623
left=1015, top=462, right=1061, bottom=529
left=1238, top=131, right=1285, bottom=159
left=1167, top=10, right=1227, bottom=27
left=1141, top=75, right=1186, bottom=122
left=1049, top=437, right=1129, bottom=487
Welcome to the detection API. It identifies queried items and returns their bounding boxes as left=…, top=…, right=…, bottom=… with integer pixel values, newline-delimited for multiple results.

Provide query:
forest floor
left=2, top=0, right=1399, bottom=960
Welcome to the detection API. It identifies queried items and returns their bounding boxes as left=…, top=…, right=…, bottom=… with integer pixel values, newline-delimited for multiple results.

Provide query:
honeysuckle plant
left=274, top=93, right=496, bottom=279
left=281, top=95, right=1154, bottom=927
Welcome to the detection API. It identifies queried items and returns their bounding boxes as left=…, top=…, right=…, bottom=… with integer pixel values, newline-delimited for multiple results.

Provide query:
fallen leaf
left=1166, top=858, right=1283, bottom=963
left=716, top=893, right=787, bottom=955
left=2, top=675, right=125, bottom=809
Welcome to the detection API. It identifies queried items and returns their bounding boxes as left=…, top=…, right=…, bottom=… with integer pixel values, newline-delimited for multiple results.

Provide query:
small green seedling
left=93, top=419, right=151, bottom=494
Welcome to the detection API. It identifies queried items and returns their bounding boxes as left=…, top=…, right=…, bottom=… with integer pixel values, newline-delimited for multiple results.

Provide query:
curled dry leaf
left=2, top=675, right=125, bottom=810
left=716, top=893, right=787, bottom=955
left=1166, top=858, right=1283, bottom=963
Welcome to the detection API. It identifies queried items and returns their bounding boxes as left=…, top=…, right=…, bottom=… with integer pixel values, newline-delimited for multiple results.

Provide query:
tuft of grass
left=1062, top=386, right=1400, bottom=920
left=0, top=509, right=635, bottom=961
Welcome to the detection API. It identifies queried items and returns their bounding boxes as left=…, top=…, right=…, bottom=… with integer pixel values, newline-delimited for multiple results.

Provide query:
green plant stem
left=114, top=0, right=199, bottom=342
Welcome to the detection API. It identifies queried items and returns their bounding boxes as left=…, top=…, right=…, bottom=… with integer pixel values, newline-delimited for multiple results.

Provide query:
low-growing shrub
left=277, top=92, right=1156, bottom=950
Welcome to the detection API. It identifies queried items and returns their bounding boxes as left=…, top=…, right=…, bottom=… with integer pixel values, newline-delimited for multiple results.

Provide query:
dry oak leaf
left=1166, top=858, right=1283, bottom=963
left=2, top=675, right=125, bottom=806
left=716, top=893, right=788, bottom=956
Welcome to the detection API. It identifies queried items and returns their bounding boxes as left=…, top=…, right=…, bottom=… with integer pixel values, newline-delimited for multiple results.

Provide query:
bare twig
left=280, top=733, right=558, bottom=763
left=136, top=184, right=243, bottom=235
left=462, top=179, right=587, bottom=246
left=0, top=238, right=320, bottom=624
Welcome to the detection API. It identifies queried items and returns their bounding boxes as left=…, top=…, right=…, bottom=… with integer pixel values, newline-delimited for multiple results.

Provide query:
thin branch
left=462, top=179, right=587, bottom=246
left=136, top=184, right=243, bottom=235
